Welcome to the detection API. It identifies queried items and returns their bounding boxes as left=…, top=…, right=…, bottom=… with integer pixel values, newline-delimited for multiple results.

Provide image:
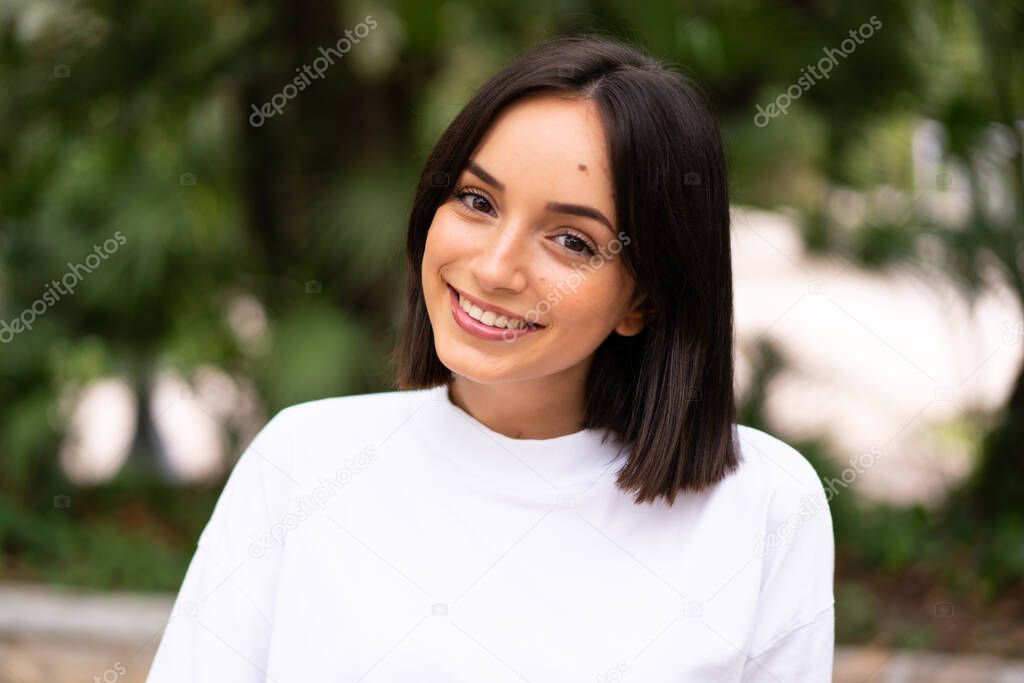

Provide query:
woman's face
left=421, top=93, right=647, bottom=386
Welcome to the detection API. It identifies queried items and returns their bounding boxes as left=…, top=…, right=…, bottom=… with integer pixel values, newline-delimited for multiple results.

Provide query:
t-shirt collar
left=410, top=383, right=628, bottom=493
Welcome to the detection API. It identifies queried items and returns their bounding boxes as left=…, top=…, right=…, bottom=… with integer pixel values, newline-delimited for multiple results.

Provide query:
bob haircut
left=392, top=33, right=740, bottom=506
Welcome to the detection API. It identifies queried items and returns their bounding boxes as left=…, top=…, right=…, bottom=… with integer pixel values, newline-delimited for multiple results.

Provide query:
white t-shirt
left=147, top=384, right=835, bottom=682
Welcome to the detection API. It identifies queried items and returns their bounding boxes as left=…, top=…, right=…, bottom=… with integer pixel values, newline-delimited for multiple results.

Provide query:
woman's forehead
left=466, top=96, right=614, bottom=209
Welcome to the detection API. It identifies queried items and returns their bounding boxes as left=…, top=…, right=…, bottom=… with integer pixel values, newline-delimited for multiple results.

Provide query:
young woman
left=148, top=34, right=835, bottom=682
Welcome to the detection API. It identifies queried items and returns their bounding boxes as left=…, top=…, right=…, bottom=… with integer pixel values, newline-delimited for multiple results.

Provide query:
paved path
left=1, top=583, right=1021, bottom=682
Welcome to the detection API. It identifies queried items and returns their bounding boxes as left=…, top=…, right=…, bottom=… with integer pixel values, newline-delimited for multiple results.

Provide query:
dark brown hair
left=391, top=33, right=740, bottom=506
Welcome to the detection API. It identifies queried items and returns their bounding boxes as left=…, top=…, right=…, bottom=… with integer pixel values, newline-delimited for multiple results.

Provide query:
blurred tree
left=805, top=1, right=1024, bottom=524
left=923, top=1, right=1024, bottom=524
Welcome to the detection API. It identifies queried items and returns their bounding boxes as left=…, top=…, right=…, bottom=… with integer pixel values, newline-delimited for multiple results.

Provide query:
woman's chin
left=434, top=341, right=518, bottom=385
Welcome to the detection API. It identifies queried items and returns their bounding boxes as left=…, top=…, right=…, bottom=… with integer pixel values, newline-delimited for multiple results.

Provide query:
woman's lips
left=447, top=284, right=543, bottom=342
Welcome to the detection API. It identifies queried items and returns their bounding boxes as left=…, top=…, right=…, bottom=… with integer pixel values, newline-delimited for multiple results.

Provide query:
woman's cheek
left=433, top=211, right=472, bottom=253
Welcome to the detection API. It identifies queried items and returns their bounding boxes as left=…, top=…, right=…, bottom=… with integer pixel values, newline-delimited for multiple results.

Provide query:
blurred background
left=0, top=0, right=1022, bottom=680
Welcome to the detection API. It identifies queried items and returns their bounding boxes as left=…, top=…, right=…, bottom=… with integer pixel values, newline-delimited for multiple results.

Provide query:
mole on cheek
left=577, top=163, right=588, bottom=173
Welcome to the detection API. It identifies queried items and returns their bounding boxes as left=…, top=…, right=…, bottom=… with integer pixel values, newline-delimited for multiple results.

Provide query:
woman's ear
left=615, top=291, right=651, bottom=337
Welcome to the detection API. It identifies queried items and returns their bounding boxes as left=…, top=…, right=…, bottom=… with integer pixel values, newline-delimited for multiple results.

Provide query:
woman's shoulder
left=276, top=385, right=433, bottom=423
left=195, top=387, right=441, bottom=562
left=267, top=386, right=439, bottom=449
left=733, top=424, right=824, bottom=492
left=727, top=424, right=832, bottom=522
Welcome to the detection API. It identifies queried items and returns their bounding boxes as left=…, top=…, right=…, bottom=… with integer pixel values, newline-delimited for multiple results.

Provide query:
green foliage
left=0, top=474, right=219, bottom=590
left=835, top=581, right=879, bottom=642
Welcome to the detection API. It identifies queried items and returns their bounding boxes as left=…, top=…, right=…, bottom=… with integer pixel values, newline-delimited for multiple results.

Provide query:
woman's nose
left=472, top=223, right=529, bottom=293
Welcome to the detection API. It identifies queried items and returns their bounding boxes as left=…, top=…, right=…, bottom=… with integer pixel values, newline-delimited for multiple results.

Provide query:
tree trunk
left=951, top=357, right=1024, bottom=521
left=125, top=369, right=171, bottom=481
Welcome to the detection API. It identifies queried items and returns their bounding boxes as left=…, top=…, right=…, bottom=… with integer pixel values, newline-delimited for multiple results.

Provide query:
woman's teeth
left=459, top=293, right=534, bottom=330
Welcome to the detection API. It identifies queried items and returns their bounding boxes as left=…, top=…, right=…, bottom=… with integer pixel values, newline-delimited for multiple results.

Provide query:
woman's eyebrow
left=545, top=201, right=613, bottom=232
left=467, top=160, right=614, bottom=233
left=467, top=160, right=505, bottom=191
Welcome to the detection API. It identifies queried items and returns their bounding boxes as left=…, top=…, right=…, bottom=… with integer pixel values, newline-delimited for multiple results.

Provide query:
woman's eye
left=554, top=233, right=597, bottom=257
left=454, top=189, right=495, bottom=215
left=452, top=189, right=595, bottom=257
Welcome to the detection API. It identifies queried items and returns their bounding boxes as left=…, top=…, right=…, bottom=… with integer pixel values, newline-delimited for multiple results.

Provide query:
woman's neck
left=448, top=371, right=589, bottom=440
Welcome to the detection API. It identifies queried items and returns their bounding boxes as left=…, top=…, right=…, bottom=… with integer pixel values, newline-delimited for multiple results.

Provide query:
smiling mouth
left=445, top=283, right=545, bottom=335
